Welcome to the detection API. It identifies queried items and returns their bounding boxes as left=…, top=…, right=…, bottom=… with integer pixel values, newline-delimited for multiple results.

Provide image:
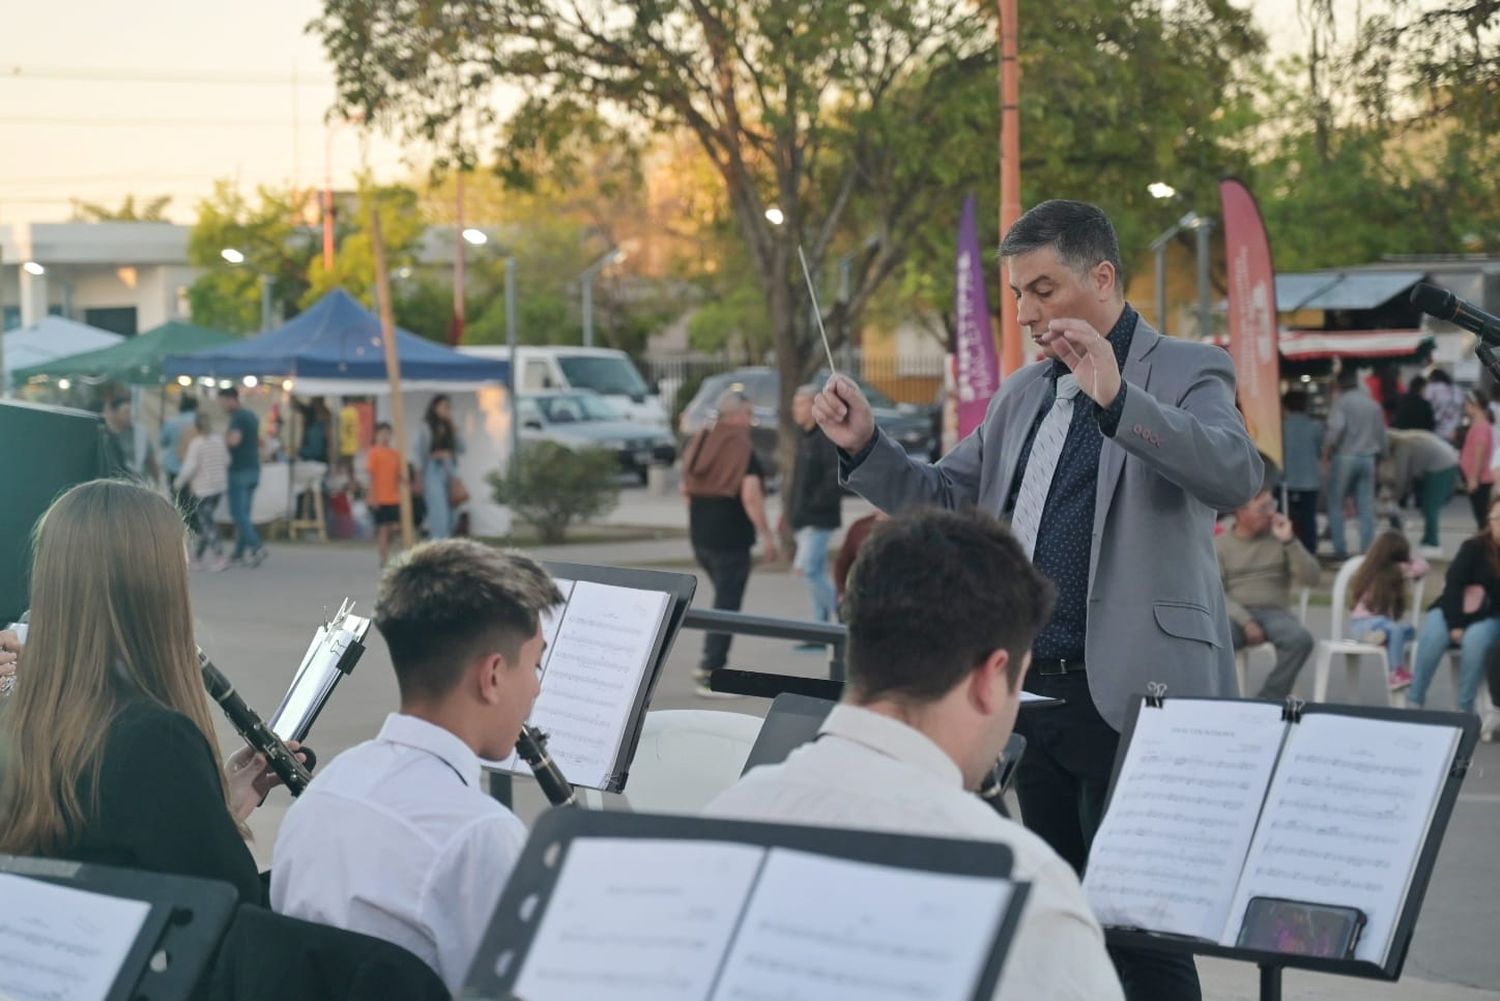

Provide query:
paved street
left=198, top=486, right=1500, bottom=1000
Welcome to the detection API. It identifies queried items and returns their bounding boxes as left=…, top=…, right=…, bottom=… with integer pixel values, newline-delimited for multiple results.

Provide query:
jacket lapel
left=1091, top=319, right=1160, bottom=587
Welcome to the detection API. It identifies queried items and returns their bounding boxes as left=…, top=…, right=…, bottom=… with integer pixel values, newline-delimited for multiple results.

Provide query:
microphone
left=198, top=649, right=314, bottom=795
left=1410, top=282, right=1500, bottom=345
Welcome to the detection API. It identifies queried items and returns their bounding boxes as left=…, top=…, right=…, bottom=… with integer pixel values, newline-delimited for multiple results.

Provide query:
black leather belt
left=1033, top=658, right=1086, bottom=676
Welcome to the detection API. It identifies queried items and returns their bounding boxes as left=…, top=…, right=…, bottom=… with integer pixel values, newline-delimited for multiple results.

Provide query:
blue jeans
left=794, top=526, right=837, bottom=623
left=1329, top=454, right=1377, bottom=557
left=424, top=458, right=454, bottom=539
left=227, top=469, right=262, bottom=558
left=1348, top=614, right=1415, bottom=674
left=1411, top=608, right=1500, bottom=712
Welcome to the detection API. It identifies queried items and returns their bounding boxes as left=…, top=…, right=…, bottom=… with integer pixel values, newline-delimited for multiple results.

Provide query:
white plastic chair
left=1311, top=556, right=1426, bottom=705
left=618, top=709, right=766, bottom=815
left=1235, top=587, right=1311, bottom=697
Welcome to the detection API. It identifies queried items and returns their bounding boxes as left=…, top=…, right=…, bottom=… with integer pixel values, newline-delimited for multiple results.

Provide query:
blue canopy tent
left=161, top=289, right=510, bottom=385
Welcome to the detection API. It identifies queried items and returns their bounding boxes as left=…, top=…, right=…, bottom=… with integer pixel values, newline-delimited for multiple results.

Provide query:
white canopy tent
left=4, top=317, right=124, bottom=386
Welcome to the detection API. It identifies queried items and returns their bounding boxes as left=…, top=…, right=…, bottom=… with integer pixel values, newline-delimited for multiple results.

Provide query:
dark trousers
left=1470, top=483, right=1493, bottom=530
left=693, top=545, right=752, bottom=671
left=1015, top=670, right=1202, bottom=1001
left=1286, top=489, right=1319, bottom=555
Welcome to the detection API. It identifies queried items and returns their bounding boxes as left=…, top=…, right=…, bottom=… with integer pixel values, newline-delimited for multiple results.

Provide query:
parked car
left=462, top=345, right=670, bottom=426
left=677, top=368, right=938, bottom=477
left=519, top=391, right=677, bottom=483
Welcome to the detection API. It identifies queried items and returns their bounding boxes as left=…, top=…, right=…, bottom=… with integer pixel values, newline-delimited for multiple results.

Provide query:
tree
left=72, top=194, right=173, bottom=223
left=316, top=0, right=997, bottom=478
left=302, top=181, right=427, bottom=307
left=186, top=183, right=317, bottom=334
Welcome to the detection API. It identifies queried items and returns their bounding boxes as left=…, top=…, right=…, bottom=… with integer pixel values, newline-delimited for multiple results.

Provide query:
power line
left=0, top=114, right=328, bottom=128
left=2, top=65, right=334, bottom=86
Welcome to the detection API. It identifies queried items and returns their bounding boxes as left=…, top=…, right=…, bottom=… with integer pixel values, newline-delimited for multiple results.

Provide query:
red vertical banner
left=1219, top=178, right=1283, bottom=467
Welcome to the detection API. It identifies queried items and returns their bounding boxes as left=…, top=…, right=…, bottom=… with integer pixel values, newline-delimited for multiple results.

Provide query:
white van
left=460, top=345, right=668, bottom=426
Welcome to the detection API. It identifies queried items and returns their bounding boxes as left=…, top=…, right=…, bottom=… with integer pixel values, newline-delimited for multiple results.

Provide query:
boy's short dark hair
left=375, top=421, right=392, bottom=434
left=374, top=540, right=563, bottom=702
left=843, top=509, right=1054, bottom=703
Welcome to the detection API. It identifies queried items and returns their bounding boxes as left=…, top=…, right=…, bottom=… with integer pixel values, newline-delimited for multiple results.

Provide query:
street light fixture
left=21, top=261, right=45, bottom=276
left=765, top=207, right=785, bottom=226
left=1148, top=182, right=1177, bottom=200
left=580, top=247, right=627, bottom=348
left=220, top=247, right=276, bottom=332
left=461, top=228, right=488, bottom=246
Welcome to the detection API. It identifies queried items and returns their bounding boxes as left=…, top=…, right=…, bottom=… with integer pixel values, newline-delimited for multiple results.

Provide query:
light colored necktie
left=1010, top=373, right=1080, bottom=559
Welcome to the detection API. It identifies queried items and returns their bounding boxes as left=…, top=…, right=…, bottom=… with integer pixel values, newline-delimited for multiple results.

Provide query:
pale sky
left=0, top=0, right=1320, bottom=228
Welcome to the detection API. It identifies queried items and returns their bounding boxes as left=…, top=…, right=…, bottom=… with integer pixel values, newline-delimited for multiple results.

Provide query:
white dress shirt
left=704, top=704, right=1123, bottom=1001
left=271, top=713, right=527, bottom=990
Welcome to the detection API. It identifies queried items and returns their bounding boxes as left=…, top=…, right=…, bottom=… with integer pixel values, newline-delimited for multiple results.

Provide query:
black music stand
left=0, top=854, right=237, bottom=1001
left=1099, top=696, right=1479, bottom=1001
left=457, top=809, right=1029, bottom=1001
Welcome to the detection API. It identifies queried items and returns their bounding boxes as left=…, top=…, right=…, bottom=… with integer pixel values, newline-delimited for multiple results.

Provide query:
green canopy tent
left=12, top=320, right=237, bottom=386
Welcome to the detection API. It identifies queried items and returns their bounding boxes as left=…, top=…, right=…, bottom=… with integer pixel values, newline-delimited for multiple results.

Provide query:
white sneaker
left=1480, top=702, right=1500, bottom=743
left=1419, top=545, right=1445, bottom=560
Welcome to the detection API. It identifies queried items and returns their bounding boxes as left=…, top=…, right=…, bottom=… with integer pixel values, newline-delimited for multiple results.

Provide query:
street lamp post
left=580, top=247, right=625, bottom=348
left=505, top=256, right=521, bottom=471
left=221, top=248, right=275, bottom=332
left=1148, top=182, right=1217, bottom=338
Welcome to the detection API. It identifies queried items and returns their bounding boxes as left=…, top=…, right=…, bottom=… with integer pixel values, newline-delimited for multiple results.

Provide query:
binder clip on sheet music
left=1083, top=685, right=1476, bottom=981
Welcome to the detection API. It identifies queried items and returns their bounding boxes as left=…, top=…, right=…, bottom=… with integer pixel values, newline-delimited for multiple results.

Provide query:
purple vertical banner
left=955, top=194, right=1000, bottom=439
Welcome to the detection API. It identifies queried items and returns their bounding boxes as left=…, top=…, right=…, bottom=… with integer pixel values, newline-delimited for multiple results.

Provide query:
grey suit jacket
left=845, top=317, right=1264, bottom=730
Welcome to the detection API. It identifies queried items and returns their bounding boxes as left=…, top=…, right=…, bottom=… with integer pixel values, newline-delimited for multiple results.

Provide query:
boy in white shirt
left=271, top=540, right=561, bottom=990
left=706, top=509, right=1124, bottom=1001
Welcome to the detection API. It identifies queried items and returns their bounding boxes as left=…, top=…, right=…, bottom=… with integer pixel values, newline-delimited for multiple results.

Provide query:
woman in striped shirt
left=175, top=411, right=231, bottom=570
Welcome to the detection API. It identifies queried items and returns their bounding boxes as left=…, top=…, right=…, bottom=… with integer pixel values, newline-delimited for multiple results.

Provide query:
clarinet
left=514, top=724, right=579, bottom=807
left=198, top=649, right=314, bottom=795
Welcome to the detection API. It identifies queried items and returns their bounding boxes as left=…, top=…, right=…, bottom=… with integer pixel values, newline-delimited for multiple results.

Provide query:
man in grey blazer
left=814, top=200, right=1262, bottom=1001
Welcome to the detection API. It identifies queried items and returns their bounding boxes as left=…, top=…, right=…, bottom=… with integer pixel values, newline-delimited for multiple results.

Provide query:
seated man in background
left=271, top=540, right=562, bottom=990
left=705, top=508, right=1123, bottom=1001
left=1215, top=481, right=1322, bottom=699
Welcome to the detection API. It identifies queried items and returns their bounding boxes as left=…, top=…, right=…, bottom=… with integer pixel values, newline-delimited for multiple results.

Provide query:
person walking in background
left=416, top=395, right=464, bottom=540
left=102, top=396, right=157, bottom=483
left=1281, top=390, right=1324, bottom=554
left=681, top=390, right=778, bottom=695
left=1410, top=495, right=1500, bottom=713
left=1216, top=482, right=1322, bottom=699
left=367, top=422, right=403, bottom=568
left=1324, top=367, right=1387, bottom=559
left=175, top=411, right=231, bottom=570
left=1393, top=375, right=1436, bottom=432
left=1425, top=368, right=1465, bottom=444
left=298, top=397, right=333, bottom=465
left=160, top=396, right=199, bottom=512
left=1462, top=390, right=1494, bottom=530
left=787, top=385, right=842, bottom=642
left=1346, top=530, right=1428, bottom=691
left=1383, top=429, right=1461, bottom=559
left=219, top=388, right=266, bottom=567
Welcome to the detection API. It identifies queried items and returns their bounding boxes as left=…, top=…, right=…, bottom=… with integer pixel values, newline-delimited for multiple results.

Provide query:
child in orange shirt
left=367, top=422, right=403, bottom=567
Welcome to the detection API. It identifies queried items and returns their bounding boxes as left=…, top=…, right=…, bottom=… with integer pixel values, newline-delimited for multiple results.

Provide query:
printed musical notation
left=1083, top=699, right=1288, bottom=942
left=1225, top=714, right=1461, bottom=962
left=0, top=873, right=151, bottom=1001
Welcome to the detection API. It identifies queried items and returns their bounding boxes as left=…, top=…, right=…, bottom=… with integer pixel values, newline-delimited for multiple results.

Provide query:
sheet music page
left=1224, top=714, right=1461, bottom=962
left=269, top=613, right=371, bottom=742
left=0, top=872, right=151, bottom=1001
left=513, top=837, right=765, bottom=1001
left=711, top=848, right=1012, bottom=1001
left=1083, top=699, right=1287, bottom=941
left=517, top=580, right=670, bottom=788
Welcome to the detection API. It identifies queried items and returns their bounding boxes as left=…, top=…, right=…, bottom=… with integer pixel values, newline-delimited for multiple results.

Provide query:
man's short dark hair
left=375, top=540, right=563, bottom=702
left=843, top=509, right=1054, bottom=703
left=219, top=387, right=240, bottom=401
left=1336, top=368, right=1359, bottom=390
left=999, top=199, right=1124, bottom=285
left=179, top=396, right=199, bottom=414
left=375, top=421, right=392, bottom=434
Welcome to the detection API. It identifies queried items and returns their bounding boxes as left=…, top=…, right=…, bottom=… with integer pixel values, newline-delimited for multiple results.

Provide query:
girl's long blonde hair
left=0, top=480, right=228, bottom=855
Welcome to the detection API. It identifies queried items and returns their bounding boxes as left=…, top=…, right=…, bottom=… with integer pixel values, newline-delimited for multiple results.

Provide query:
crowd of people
left=0, top=198, right=1493, bottom=1001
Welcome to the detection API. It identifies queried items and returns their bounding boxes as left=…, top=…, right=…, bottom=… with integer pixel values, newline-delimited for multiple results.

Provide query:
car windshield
left=534, top=394, right=620, bottom=423
left=557, top=355, right=650, bottom=396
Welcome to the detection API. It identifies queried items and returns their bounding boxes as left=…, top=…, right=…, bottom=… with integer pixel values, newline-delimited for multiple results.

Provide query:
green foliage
left=72, top=194, right=173, bottom=223
left=303, top=181, right=426, bottom=307
left=186, top=183, right=317, bottom=334
left=486, top=442, right=620, bottom=544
